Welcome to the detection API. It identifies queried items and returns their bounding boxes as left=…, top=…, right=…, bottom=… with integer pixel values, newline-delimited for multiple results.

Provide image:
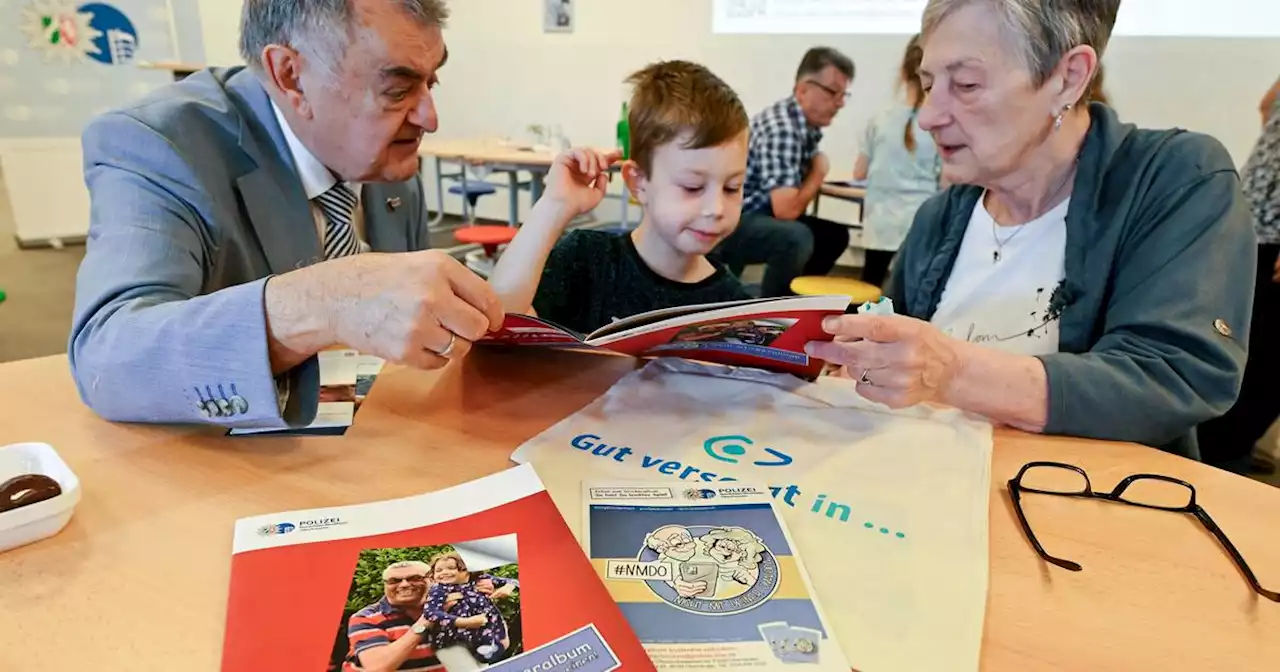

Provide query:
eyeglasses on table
left=1007, top=461, right=1279, bottom=602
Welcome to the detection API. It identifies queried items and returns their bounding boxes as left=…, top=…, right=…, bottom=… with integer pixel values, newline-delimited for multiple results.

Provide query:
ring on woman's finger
left=859, top=368, right=874, bottom=385
left=433, top=331, right=458, bottom=358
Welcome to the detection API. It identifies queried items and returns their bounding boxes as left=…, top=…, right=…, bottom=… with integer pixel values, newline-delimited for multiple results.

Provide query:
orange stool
left=454, top=225, right=517, bottom=276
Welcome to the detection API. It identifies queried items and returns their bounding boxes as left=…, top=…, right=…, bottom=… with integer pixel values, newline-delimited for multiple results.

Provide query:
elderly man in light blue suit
left=70, top=0, right=503, bottom=429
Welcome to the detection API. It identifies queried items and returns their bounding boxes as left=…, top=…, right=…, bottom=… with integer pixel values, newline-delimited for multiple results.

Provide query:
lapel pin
left=386, top=196, right=402, bottom=211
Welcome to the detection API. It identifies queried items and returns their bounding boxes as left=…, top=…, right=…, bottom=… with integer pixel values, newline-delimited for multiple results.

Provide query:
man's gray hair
left=921, top=0, right=1119, bottom=86
left=382, top=560, right=431, bottom=579
left=239, top=0, right=449, bottom=70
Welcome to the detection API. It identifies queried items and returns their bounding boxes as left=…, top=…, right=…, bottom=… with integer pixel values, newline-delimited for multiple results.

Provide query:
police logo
left=21, top=1, right=139, bottom=66
left=638, top=524, right=779, bottom=615
left=257, top=522, right=296, bottom=536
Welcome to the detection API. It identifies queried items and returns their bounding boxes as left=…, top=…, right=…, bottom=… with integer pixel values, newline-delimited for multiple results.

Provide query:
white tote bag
left=512, top=358, right=993, bottom=672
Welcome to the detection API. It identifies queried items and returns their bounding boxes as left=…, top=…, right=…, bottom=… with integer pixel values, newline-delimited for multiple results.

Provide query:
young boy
left=488, top=60, right=753, bottom=334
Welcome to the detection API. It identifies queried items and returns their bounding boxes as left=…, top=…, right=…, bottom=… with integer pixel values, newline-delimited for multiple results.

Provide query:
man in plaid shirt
left=714, top=47, right=855, bottom=297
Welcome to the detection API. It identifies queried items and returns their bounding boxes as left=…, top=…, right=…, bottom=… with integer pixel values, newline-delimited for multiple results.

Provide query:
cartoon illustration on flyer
left=640, top=524, right=778, bottom=611
left=585, top=485, right=852, bottom=670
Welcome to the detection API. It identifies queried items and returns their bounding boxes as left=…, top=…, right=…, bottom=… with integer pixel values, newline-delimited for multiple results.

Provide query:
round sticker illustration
left=638, top=524, right=779, bottom=615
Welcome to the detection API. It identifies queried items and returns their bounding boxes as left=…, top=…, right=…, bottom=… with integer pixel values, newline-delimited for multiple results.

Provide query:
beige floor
left=0, top=169, right=85, bottom=362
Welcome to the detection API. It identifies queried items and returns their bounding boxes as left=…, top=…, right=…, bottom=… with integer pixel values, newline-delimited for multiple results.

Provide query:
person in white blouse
left=852, top=35, right=943, bottom=288
left=806, top=0, right=1256, bottom=459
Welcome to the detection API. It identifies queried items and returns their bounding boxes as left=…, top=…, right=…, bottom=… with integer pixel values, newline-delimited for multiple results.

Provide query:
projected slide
left=712, top=0, right=1280, bottom=37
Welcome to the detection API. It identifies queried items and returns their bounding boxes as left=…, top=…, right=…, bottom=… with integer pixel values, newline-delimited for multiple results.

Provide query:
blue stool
left=448, top=180, right=497, bottom=223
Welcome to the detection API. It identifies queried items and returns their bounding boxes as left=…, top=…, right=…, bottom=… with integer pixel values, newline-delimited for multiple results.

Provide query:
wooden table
left=418, top=137, right=632, bottom=229
left=1, top=350, right=1278, bottom=670
left=816, top=182, right=867, bottom=222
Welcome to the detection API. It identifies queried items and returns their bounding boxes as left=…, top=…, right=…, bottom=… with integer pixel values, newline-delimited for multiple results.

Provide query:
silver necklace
left=990, top=162, right=1077, bottom=263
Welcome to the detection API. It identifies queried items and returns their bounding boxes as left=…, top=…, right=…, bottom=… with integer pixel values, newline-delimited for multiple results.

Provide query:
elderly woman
left=807, top=0, right=1256, bottom=459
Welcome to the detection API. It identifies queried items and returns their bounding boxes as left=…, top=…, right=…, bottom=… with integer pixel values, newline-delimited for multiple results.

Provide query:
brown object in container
left=0, top=474, right=63, bottom=513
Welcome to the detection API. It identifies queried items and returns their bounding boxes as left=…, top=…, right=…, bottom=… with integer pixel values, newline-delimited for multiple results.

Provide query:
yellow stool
left=789, top=276, right=882, bottom=305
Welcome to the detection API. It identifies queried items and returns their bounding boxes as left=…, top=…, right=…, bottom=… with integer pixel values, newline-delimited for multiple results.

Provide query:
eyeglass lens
left=1019, top=464, right=1089, bottom=494
left=384, top=575, right=427, bottom=586
left=1115, top=476, right=1193, bottom=509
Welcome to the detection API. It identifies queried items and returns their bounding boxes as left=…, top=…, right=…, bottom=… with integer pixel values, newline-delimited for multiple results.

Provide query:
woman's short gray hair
left=239, top=0, right=449, bottom=71
left=922, top=0, right=1119, bottom=85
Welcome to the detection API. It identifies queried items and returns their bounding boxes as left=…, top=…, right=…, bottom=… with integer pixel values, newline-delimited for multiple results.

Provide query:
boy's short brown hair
left=625, top=60, right=749, bottom=175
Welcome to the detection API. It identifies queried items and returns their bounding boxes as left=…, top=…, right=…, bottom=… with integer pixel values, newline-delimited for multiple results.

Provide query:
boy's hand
left=542, top=148, right=621, bottom=218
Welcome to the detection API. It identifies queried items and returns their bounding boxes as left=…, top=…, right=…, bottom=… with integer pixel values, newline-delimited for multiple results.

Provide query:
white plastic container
left=0, top=442, right=81, bottom=553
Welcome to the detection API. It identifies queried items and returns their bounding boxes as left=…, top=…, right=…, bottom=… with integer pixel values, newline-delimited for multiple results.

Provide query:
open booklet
left=222, top=465, right=654, bottom=672
left=583, top=481, right=851, bottom=671
left=478, top=295, right=851, bottom=379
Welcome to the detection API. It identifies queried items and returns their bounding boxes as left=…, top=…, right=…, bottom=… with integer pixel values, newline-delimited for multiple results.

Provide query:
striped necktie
left=315, top=182, right=361, bottom=260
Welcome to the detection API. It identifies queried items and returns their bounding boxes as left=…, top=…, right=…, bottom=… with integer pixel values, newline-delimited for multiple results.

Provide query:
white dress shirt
left=271, top=101, right=369, bottom=252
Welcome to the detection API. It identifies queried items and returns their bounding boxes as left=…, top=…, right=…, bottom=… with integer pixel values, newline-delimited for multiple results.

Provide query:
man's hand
left=805, top=314, right=962, bottom=409
left=1273, top=252, right=1280, bottom=283
left=412, top=615, right=433, bottom=635
left=491, top=583, right=517, bottom=599
left=541, top=148, right=621, bottom=220
left=266, top=250, right=505, bottom=373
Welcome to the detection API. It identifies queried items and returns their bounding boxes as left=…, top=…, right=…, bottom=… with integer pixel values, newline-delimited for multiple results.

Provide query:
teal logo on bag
left=703, top=435, right=793, bottom=467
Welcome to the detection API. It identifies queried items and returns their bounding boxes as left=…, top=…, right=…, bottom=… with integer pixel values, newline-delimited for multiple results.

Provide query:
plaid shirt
left=742, top=96, right=824, bottom=215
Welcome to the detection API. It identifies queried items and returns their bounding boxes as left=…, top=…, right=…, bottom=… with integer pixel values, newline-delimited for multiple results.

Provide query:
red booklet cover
left=478, top=295, right=850, bottom=379
left=222, top=465, right=654, bottom=672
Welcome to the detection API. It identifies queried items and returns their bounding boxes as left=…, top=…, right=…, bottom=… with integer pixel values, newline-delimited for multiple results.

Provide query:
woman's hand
left=1273, top=252, right=1280, bottom=283
left=541, top=147, right=621, bottom=219
left=491, top=583, right=516, bottom=600
left=805, top=314, right=962, bottom=408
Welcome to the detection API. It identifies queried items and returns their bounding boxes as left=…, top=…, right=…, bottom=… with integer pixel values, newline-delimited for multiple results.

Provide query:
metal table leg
left=428, top=156, right=446, bottom=230
left=530, top=170, right=545, bottom=205
left=507, top=170, right=519, bottom=226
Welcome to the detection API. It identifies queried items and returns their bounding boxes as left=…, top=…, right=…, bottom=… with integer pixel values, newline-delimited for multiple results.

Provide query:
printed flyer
left=222, top=465, right=654, bottom=672
left=582, top=482, right=850, bottom=671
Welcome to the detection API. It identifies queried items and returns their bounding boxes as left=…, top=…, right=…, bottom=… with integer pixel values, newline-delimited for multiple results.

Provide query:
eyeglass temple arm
left=1193, top=506, right=1280, bottom=602
left=1008, top=483, right=1083, bottom=572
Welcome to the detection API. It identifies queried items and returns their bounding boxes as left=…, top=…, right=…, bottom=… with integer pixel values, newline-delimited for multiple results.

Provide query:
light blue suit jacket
left=69, top=66, right=430, bottom=428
